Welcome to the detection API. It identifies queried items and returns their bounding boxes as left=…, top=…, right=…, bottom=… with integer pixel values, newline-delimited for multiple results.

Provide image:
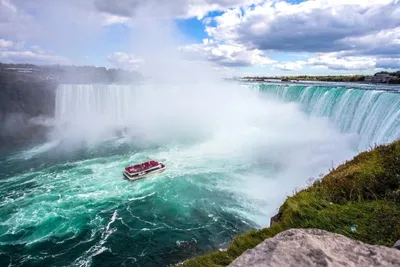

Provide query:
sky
left=0, top=0, right=399, bottom=76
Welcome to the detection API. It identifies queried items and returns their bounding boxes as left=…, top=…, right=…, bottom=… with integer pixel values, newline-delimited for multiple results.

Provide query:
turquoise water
left=0, top=82, right=399, bottom=266
left=0, top=141, right=258, bottom=266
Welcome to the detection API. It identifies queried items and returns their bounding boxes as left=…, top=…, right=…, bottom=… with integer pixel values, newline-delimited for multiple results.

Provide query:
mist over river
left=0, top=82, right=399, bottom=267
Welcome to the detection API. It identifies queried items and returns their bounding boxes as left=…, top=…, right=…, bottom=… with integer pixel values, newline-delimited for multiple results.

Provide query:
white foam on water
left=8, top=140, right=61, bottom=160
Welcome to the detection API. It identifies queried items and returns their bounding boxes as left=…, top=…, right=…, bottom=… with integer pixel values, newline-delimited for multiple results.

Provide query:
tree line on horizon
left=0, top=62, right=143, bottom=84
left=1, top=62, right=399, bottom=84
left=243, top=70, right=400, bottom=84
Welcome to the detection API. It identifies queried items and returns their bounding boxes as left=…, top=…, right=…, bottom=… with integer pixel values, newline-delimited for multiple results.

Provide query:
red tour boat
left=123, top=159, right=166, bottom=181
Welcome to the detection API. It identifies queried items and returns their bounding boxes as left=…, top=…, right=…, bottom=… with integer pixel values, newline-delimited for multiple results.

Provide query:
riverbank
left=180, top=140, right=400, bottom=266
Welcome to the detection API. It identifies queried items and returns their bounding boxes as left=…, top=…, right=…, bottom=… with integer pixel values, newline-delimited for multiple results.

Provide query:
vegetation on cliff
left=180, top=140, right=400, bottom=266
left=246, top=75, right=368, bottom=82
left=243, top=70, right=400, bottom=84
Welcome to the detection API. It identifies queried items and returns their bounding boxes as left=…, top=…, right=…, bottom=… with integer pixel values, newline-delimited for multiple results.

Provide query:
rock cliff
left=0, top=72, right=57, bottom=148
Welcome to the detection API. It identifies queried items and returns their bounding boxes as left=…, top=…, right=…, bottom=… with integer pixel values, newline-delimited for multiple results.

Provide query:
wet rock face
left=269, top=212, right=281, bottom=227
left=0, top=72, right=58, bottom=147
left=228, top=229, right=400, bottom=267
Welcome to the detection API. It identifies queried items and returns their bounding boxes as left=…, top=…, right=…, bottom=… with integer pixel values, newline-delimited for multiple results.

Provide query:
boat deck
left=123, top=160, right=166, bottom=181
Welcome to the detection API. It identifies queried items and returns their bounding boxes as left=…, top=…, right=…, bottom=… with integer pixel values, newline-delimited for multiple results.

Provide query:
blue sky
left=176, top=18, right=209, bottom=43
left=0, top=0, right=399, bottom=76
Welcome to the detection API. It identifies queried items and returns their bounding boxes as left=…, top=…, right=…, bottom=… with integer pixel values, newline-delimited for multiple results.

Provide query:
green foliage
left=320, top=142, right=400, bottom=203
left=376, top=71, right=400, bottom=77
left=244, top=75, right=371, bottom=82
left=390, top=79, right=400, bottom=84
left=180, top=140, right=400, bottom=267
left=243, top=70, right=400, bottom=84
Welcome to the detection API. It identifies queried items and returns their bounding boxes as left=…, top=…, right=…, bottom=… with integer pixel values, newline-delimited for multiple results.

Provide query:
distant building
left=365, top=73, right=393, bottom=83
left=45, top=74, right=62, bottom=81
left=4, top=67, right=41, bottom=73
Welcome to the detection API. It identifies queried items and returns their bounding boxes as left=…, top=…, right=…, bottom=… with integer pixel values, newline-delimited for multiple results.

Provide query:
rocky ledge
left=228, top=229, right=400, bottom=267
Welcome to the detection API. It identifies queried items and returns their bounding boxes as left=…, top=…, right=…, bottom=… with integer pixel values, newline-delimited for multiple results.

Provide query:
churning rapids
left=0, top=82, right=399, bottom=267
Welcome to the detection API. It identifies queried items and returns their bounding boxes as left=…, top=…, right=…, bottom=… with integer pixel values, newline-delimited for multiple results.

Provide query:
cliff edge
left=180, top=140, right=400, bottom=266
left=229, top=229, right=400, bottom=267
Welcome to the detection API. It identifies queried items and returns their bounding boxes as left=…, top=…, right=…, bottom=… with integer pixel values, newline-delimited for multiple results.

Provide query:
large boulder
left=229, top=229, right=400, bottom=267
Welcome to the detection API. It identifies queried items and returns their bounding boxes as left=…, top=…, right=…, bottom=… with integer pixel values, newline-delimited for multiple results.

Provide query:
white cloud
left=2, top=0, right=399, bottom=73
left=0, top=39, right=69, bottom=65
left=274, top=61, right=305, bottom=71
left=101, top=14, right=131, bottom=26
left=0, top=0, right=38, bottom=40
left=307, top=54, right=376, bottom=71
left=204, top=0, right=400, bottom=55
left=93, top=0, right=264, bottom=20
left=0, top=50, right=69, bottom=65
left=1, top=0, right=109, bottom=49
left=338, top=27, right=400, bottom=58
left=205, top=8, right=242, bottom=42
left=30, top=45, right=46, bottom=54
left=0, top=0, right=18, bottom=23
left=181, top=38, right=276, bottom=67
left=376, top=58, right=400, bottom=69
left=0, top=39, right=14, bottom=50
left=107, top=52, right=143, bottom=70
left=212, top=65, right=237, bottom=78
left=275, top=54, right=377, bottom=72
left=197, top=0, right=399, bottom=72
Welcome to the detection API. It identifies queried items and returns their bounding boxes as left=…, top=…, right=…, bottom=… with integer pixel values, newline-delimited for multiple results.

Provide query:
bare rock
left=394, top=240, right=400, bottom=250
left=269, top=213, right=281, bottom=227
left=228, top=229, right=400, bottom=267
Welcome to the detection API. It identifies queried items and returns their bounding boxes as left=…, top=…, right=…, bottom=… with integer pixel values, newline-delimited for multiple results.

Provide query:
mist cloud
left=93, top=0, right=264, bottom=19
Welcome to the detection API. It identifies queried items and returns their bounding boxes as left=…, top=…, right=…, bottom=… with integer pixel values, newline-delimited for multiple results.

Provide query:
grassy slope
left=180, top=140, right=400, bottom=266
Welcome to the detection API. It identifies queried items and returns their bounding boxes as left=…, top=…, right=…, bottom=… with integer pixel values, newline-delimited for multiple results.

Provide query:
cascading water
left=255, top=83, right=400, bottom=150
left=0, top=81, right=398, bottom=267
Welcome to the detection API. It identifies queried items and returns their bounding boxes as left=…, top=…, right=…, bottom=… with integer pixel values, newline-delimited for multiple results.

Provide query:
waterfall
left=255, top=84, right=400, bottom=149
left=55, top=83, right=400, bottom=150
left=55, top=84, right=139, bottom=126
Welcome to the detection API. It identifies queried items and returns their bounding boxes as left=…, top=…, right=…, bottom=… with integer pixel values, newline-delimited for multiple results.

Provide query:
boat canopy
left=125, top=160, right=160, bottom=174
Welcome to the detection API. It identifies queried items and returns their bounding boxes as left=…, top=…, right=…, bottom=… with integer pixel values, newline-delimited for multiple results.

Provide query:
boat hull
left=123, top=166, right=166, bottom=181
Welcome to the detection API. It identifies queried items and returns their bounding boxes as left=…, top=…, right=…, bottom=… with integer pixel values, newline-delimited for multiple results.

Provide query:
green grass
left=180, top=140, right=400, bottom=266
